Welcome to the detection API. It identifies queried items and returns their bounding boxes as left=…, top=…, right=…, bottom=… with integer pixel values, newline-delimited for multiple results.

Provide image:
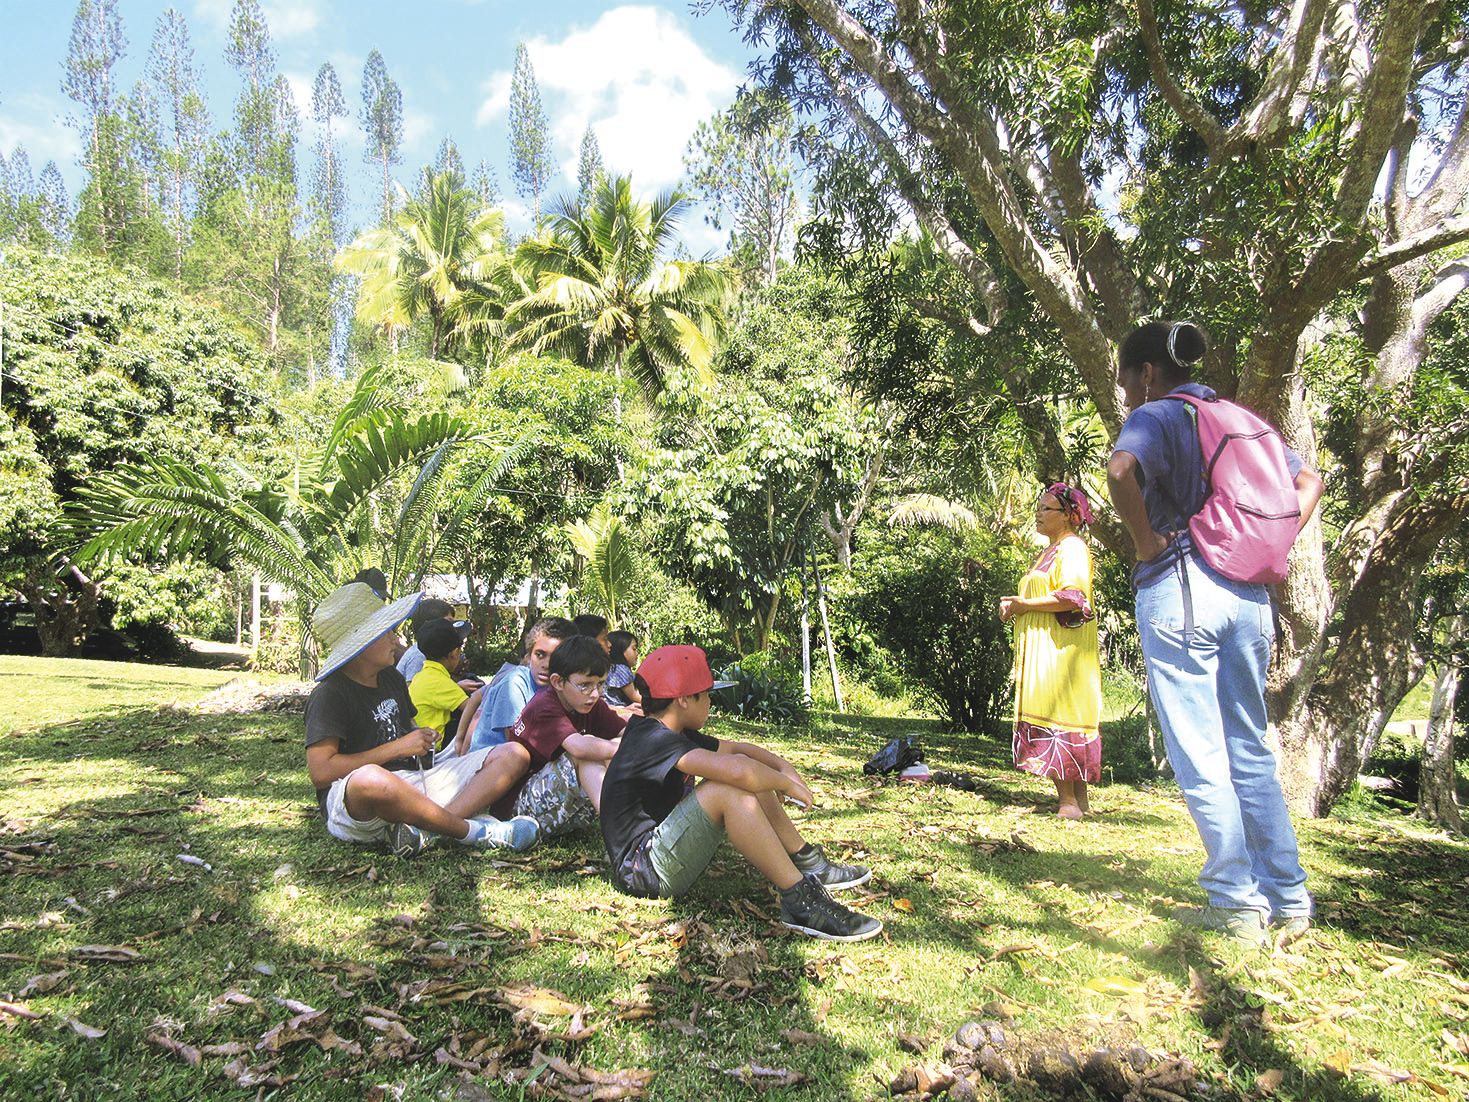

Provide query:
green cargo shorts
left=648, top=790, right=724, bottom=898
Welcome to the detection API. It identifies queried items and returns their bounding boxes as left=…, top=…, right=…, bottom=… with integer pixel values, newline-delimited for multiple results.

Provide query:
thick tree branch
left=1048, top=152, right=1145, bottom=339
left=1135, top=0, right=1228, bottom=153
left=1410, top=93, right=1469, bottom=226
left=793, top=0, right=1123, bottom=430
left=1332, top=0, right=1437, bottom=224
left=801, top=22, right=1007, bottom=328
left=1356, top=214, right=1469, bottom=280
left=1237, top=0, right=1333, bottom=144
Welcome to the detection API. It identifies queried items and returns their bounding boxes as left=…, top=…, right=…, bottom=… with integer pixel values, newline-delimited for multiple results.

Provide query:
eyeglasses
left=567, top=678, right=605, bottom=696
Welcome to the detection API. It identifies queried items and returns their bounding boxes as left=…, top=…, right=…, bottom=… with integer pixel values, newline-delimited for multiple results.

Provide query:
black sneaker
left=780, top=875, right=883, bottom=942
left=791, top=844, right=872, bottom=890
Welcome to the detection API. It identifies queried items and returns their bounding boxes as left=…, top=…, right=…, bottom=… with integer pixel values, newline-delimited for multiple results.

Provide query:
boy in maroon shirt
left=490, top=635, right=627, bottom=837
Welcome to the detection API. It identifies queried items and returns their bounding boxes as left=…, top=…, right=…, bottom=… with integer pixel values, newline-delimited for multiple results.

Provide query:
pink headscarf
left=1045, top=482, right=1094, bottom=528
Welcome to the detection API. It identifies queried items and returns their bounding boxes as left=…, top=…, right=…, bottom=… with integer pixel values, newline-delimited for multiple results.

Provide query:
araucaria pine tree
left=508, top=43, right=554, bottom=226
left=360, top=48, right=403, bottom=224
left=310, top=62, right=348, bottom=245
left=576, top=125, right=604, bottom=206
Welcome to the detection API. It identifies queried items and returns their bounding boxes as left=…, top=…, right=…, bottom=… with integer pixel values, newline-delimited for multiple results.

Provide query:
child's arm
left=562, top=733, right=620, bottom=763
left=718, top=739, right=804, bottom=784
left=307, top=729, right=437, bottom=788
left=453, top=691, right=484, bottom=757
left=677, top=748, right=814, bottom=808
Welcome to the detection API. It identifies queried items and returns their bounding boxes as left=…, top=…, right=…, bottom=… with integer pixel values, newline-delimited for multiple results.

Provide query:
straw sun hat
left=312, top=582, right=422, bottom=682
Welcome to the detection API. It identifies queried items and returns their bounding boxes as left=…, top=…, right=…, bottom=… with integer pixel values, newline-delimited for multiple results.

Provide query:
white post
left=250, top=572, right=262, bottom=656
left=812, top=554, right=843, bottom=712
left=800, top=587, right=812, bottom=708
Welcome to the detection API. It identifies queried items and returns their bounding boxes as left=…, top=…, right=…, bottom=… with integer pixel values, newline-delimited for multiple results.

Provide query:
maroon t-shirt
left=490, top=686, right=627, bottom=817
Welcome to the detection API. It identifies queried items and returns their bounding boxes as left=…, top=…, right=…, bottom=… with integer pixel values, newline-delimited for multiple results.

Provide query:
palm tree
left=507, top=174, right=730, bottom=420
left=565, top=502, right=637, bottom=628
left=337, top=171, right=515, bottom=363
left=65, top=366, right=533, bottom=676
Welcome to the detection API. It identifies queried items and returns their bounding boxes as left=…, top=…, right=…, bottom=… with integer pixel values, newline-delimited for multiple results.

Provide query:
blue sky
left=0, top=1, right=761, bottom=249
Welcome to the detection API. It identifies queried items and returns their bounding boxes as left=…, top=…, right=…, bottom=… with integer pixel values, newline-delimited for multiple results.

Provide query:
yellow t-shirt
left=409, top=660, right=468, bottom=737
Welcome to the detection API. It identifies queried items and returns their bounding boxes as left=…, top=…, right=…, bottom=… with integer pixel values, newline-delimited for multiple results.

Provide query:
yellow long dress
left=1011, top=534, right=1103, bottom=781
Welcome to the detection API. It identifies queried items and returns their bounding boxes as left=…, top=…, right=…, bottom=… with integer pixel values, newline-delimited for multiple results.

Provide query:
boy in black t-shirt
left=599, top=645, right=883, bottom=941
left=304, top=581, right=540, bottom=858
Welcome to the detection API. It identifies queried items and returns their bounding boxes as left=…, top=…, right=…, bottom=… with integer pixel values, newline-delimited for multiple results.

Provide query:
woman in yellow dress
left=998, top=483, right=1103, bottom=819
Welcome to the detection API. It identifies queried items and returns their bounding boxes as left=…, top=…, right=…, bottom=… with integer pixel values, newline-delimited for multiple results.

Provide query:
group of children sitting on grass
left=302, top=579, right=883, bottom=942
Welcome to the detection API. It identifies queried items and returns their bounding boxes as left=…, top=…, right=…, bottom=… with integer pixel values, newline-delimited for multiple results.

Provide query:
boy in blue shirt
left=457, top=617, right=576, bottom=754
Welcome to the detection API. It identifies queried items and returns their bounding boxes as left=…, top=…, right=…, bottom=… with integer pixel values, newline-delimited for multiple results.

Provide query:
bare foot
left=1075, top=782, right=1090, bottom=813
left=1056, top=804, right=1083, bottom=821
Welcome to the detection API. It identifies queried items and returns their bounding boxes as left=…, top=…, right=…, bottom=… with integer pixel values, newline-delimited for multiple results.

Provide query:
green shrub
left=712, top=661, right=809, bottom=725
left=839, top=525, right=1024, bottom=731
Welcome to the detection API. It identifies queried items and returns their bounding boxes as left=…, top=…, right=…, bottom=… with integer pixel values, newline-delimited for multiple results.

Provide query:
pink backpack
left=1166, top=393, right=1301, bottom=585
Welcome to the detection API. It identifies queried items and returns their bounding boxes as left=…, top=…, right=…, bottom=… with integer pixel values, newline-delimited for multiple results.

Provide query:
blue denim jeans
left=1136, top=555, right=1311, bottom=917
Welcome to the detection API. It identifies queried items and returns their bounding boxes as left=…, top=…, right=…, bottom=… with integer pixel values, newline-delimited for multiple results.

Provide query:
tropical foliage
left=66, top=366, right=531, bottom=673
left=509, top=174, right=730, bottom=407
left=337, top=170, right=514, bottom=364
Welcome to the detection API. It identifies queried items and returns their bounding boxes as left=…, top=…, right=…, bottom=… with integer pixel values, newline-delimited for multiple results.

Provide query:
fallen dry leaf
left=206, top=990, right=257, bottom=1017
left=146, top=1029, right=202, bottom=1067
left=222, top=1055, right=296, bottom=1089
left=783, top=1028, right=824, bottom=1046
left=722, top=1063, right=807, bottom=1090
left=1, top=1000, right=44, bottom=1022
left=62, top=1017, right=105, bottom=1039
left=19, top=970, right=69, bottom=996
left=257, top=1010, right=326, bottom=1052
left=497, top=982, right=584, bottom=1017
left=1084, top=976, right=1148, bottom=997
left=70, top=945, right=140, bottom=963
left=1256, top=1068, right=1285, bottom=1094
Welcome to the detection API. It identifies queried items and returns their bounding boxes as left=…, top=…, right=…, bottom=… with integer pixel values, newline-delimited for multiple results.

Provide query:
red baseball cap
left=637, top=645, right=735, bottom=698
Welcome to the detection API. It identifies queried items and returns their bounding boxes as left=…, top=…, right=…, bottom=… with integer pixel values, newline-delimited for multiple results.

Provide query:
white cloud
left=402, top=108, right=436, bottom=153
left=477, top=5, right=741, bottom=192
left=476, top=72, right=512, bottom=126
left=193, top=0, right=322, bottom=41
left=0, top=94, right=83, bottom=176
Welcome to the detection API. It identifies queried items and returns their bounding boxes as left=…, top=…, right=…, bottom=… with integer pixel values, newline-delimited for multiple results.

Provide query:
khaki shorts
left=645, top=790, right=724, bottom=897
left=514, top=754, right=596, bottom=838
left=324, top=748, right=494, bottom=846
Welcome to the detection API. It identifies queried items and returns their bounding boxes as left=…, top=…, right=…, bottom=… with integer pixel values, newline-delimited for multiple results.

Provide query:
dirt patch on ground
left=193, top=677, right=313, bottom=715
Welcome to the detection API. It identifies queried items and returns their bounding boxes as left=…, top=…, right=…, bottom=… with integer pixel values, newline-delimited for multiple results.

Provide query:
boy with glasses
left=488, top=635, right=628, bottom=838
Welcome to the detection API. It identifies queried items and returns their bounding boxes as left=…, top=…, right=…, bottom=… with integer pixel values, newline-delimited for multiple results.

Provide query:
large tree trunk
left=760, top=0, right=1469, bottom=815
left=20, top=559, right=103, bottom=658
left=1419, top=615, right=1465, bottom=831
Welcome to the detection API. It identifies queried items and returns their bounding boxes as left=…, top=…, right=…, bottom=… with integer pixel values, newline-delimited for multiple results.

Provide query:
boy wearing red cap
left=599, top=645, right=883, bottom=941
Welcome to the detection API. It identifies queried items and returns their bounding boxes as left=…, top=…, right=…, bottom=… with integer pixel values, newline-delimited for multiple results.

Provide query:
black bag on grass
left=863, top=736, right=924, bottom=776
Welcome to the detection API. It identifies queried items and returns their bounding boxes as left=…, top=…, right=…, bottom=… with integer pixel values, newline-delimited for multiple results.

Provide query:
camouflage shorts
left=513, top=753, right=596, bottom=837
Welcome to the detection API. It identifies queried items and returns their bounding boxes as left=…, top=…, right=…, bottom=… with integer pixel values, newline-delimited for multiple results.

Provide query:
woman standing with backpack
left=1107, top=321, right=1323, bottom=948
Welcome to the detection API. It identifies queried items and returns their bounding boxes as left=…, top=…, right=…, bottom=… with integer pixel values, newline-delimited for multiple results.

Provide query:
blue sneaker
left=463, top=814, right=540, bottom=853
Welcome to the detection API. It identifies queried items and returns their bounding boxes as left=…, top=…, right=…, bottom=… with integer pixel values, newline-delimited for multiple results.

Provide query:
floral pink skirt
left=1013, top=720, right=1101, bottom=782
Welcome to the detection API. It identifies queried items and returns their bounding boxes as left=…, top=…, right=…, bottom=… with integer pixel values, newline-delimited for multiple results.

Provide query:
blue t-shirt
left=468, top=663, right=536, bottom=751
left=605, top=662, right=634, bottom=706
left=1112, top=383, right=1302, bottom=586
left=396, top=643, right=427, bottom=683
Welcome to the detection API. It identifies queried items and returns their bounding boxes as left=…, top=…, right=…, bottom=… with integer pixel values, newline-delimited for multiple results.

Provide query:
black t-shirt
left=600, top=714, right=719, bottom=889
left=303, top=667, right=421, bottom=813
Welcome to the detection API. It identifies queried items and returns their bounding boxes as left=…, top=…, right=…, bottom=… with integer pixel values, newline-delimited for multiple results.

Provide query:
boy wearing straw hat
left=304, top=581, right=540, bottom=858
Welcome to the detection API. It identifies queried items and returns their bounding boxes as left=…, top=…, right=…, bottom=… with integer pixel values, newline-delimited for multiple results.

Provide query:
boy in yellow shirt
left=409, top=619, right=481, bottom=747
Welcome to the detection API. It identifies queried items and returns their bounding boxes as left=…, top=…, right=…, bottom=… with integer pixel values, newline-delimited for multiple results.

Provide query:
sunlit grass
left=1, top=655, right=1467, bottom=1100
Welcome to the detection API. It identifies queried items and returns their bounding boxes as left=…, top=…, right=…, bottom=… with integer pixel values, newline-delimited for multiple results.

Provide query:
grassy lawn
left=2, top=655, right=1468, bottom=1100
